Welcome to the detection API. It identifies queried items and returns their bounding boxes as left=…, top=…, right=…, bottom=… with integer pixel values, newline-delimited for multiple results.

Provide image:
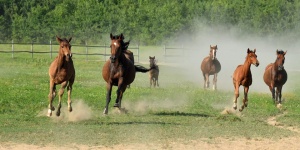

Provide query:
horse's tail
left=135, top=65, right=152, bottom=73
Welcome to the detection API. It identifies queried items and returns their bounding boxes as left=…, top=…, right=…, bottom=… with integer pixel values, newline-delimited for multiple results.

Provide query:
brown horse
left=48, top=36, right=75, bottom=117
left=102, top=33, right=152, bottom=115
left=263, top=50, right=287, bottom=105
left=149, top=56, right=159, bottom=88
left=200, top=45, right=221, bottom=90
left=232, top=48, right=259, bottom=111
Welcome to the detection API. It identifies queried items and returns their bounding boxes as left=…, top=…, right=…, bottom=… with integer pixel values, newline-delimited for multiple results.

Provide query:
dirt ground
left=1, top=136, right=300, bottom=150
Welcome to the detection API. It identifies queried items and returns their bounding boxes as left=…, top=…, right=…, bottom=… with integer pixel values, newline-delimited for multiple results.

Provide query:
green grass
left=0, top=50, right=300, bottom=147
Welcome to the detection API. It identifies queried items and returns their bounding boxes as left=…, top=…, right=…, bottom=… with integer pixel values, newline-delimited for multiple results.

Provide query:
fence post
left=164, top=45, right=166, bottom=62
left=31, top=42, right=33, bottom=58
left=85, top=41, right=88, bottom=61
left=11, top=40, right=14, bottom=58
left=104, top=43, right=106, bottom=61
left=50, top=40, right=52, bottom=59
left=137, top=44, right=139, bottom=63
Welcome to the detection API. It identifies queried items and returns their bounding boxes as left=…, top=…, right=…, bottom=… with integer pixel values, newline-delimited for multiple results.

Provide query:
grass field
left=0, top=46, right=300, bottom=149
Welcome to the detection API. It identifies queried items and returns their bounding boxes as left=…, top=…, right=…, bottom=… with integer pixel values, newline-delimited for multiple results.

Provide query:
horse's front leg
left=114, top=77, right=124, bottom=108
left=56, top=81, right=68, bottom=116
left=213, top=73, right=218, bottom=90
left=67, top=77, right=74, bottom=112
left=103, top=83, right=112, bottom=115
left=277, top=86, right=283, bottom=104
left=204, top=73, right=209, bottom=88
left=233, top=82, right=240, bottom=110
left=48, top=80, right=56, bottom=117
left=240, top=86, right=249, bottom=112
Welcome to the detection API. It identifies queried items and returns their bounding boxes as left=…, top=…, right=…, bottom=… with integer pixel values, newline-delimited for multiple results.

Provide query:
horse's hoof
left=56, top=111, right=61, bottom=116
left=68, top=106, right=72, bottom=112
left=47, top=109, right=52, bottom=117
left=103, top=108, right=108, bottom=115
left=51, top=106, right=55, bottom=111
left=233, top=106, right=237, bottom=110
left=114, top=103, right=120, bottom=108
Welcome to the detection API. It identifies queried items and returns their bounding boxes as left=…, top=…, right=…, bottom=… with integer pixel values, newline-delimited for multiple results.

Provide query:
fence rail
left=0, top=40, right=140, bottom=62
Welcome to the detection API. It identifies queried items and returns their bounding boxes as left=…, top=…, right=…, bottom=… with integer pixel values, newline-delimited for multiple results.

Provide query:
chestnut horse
left=149, top=56, right=159, bottom=88
left=102, top=33, right=152, bottom=114
left=232, top=48, right=259, bottom=111
left=263, top=50, right=287, bottom=105
left=200, top=45, right=221, bottom=90
left=48, top=36, right=75, bottom=117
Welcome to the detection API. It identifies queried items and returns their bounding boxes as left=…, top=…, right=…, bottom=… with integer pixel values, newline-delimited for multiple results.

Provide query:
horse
left=149, top=56, right=159, bottom=88
left=48, top=36, right=75, bottom=117
left=263, top=50, right=287, bottom=105
left=102, top=33, right=152, bottom=115
left=200, top=45, right=221, bottom=90
left=232, top=48, right=259, bottom=111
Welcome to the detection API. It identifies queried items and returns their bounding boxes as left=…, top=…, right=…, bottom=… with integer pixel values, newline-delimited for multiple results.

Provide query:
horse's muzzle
left=66, top=54, right=72, bottom=61
left=254, top=62, right=259, bottom=67
left=278, top=65, right=284, bottom=70
left=110, top=56, right=116, bottom=63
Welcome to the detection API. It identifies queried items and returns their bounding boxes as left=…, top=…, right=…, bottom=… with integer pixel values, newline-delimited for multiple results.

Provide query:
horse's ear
left=110, top=33, right=113, bottom=40
left=276, top=49, right=279, bottom=54
left=149, top=56, right=151, bottom=59
left=68, top=37, right=72, bottom=43
left=247, top=48, right=250, bottom=53
left=284, top=50, right=287, bottom=55
left=120, top=33, right=124, bottom=40
left=153, top=56, right=155, bottom=59
left=253, top=48, right=256, bottom=53
left=56, top=36, right=62, bottom=43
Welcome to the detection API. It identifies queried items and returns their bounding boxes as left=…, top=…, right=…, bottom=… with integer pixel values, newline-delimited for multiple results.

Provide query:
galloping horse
left=263, top=50, right=287, bottom=105
left=232, top=48, right=259, bottom=111
left=102, top=33, right=152, bottom=114
left=200, top=45, right=221, bottom=90
left=149, top=56, right=159, bottom=88
left=48, top=36, right=75, bottom=117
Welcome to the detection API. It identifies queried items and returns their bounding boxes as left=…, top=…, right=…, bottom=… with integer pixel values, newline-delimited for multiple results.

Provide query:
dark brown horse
left=200, top=45, right=221, bottom=90
left=102, top=33, right=151, bottom=115
left=48, top=36, right=75, bottom=117
left=149, top=56, right=159, bottom=88
left=263, top=50, right=287, bottom=105
left=232, top=48, right=259, bottom=111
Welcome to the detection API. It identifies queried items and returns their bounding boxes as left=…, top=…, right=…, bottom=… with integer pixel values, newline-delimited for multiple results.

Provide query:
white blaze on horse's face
left=110, top=41, right=121, bottom=63
left=210, top=46, right=217, bottom=60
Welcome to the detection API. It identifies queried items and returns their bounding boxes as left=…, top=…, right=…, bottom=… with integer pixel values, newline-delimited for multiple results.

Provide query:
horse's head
left=247, top=48, right=259, bottom=67
left=209, top=45, right=218, bottom=60
left=110, top=33, right=123, bottom=63
left=57, top=36, right=72, bottom=61
left=149, top=56, right=156, bottom=67
left=276, top=49, right=287, bottom=71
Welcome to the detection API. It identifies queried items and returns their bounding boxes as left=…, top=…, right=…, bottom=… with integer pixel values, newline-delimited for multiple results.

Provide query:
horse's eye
left=61, top=46, right=64, bottom=48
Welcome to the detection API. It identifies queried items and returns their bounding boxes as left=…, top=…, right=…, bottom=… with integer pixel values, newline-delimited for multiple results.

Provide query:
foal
left=149, top=56, right=159, bottom=87
left=232, top=48, right=259, bottom=111
left=200, top=45, right=221, bottom=90
left=48, top=36, right=75, bottom=117
left=263, top=50, right=287, bottom=105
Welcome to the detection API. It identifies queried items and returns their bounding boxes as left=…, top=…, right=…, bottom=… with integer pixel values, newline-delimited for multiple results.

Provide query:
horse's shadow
left=153, top=111, right=211, bottom=118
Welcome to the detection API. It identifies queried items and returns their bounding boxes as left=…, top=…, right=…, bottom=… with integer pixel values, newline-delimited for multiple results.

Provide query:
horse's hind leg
left=240, top=86, right=249, bottom=112
left=56, top=81, right=68, bottom=116
left=48, top=81, right=56, bottom=116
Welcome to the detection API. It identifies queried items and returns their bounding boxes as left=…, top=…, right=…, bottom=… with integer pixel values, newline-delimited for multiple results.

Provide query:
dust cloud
left=163, top=20, right=300, bottom=93
left=38, top=99, right=92, bottom=122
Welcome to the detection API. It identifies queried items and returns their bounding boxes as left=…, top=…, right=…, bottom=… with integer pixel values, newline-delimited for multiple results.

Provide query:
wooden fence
left=0, top=40, right=140, bottom=62
left=163, top=45, right=198, bottom=62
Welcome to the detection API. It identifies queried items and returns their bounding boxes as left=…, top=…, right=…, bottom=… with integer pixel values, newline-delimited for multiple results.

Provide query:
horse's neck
left=242, top=59, right=252, bottom=76
left=57, top=55, right=65, bottom=71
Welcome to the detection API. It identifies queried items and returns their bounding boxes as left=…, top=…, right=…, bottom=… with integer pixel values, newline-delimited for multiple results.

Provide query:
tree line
left=0, top=0, right=299, bottom=45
